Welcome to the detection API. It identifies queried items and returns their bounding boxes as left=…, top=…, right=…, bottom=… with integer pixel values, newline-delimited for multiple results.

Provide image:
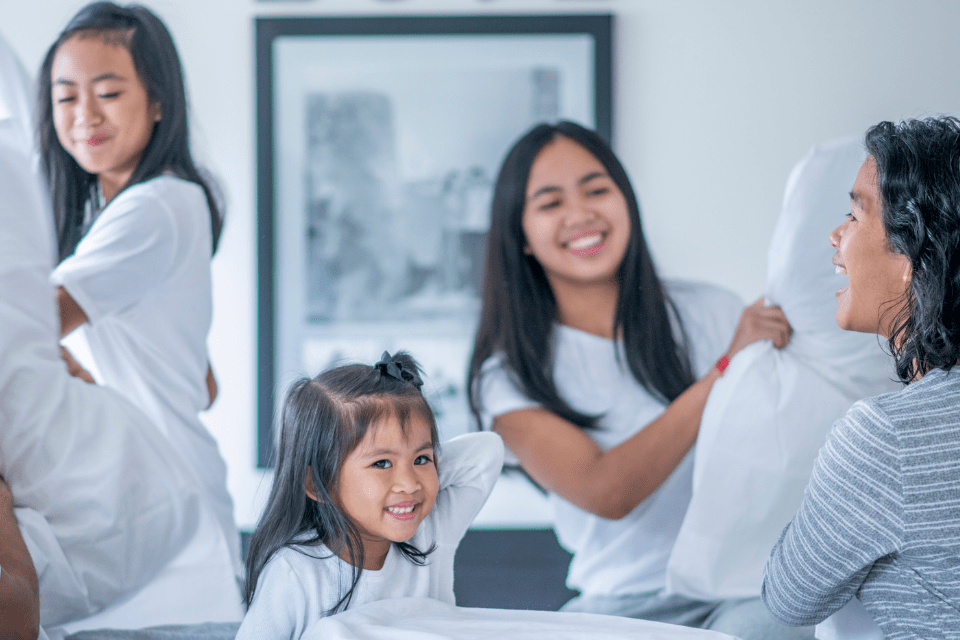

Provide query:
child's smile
left=332, top=413, right=439, bottom=570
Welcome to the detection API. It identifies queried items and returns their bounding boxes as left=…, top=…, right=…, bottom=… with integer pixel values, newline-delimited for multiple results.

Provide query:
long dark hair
left=468, top=121, right=693, bottom=429
left=244, top=352, right=439, bottom=614
left=866, top=116, right=960, bottom=382
left=38, top=2, right=223, bottom=262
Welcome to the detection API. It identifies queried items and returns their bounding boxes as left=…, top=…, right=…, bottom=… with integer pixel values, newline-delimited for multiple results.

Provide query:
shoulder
left=663, top=279, right=744, bottom=319
left=663, top=279, right=743, bottom=364
left=852, top=368, right=960, bottom=442
left=110, top=176, right=207, bottom=219
left=473, top=353, right=539, bottom=427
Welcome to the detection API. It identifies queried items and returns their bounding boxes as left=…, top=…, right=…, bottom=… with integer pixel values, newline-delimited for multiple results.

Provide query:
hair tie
left=374, top=351, right=423, bottom=389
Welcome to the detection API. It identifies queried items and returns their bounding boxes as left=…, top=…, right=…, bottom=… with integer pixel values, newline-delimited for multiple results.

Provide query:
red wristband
left=715, top=356, right=730, bottom=375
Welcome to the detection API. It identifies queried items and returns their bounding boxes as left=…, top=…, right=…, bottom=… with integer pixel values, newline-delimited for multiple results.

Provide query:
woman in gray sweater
left=762, top=116, right=960, bottom=639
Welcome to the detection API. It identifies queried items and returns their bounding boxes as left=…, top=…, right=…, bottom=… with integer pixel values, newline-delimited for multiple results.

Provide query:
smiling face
left=51, top=33, right=160, bottom=203
left=331, top=411, right=439, bottom=569
left=521, top=135, right=631, bottom=293
left=829, top=157, right=912, bottom=337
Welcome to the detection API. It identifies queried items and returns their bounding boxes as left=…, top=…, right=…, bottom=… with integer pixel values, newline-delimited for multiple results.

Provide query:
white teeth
left=567, top=233, right=603, bottom=250
left=387, top=505, right=414, bottom=514
left=835, top=266, right=847, bottom=274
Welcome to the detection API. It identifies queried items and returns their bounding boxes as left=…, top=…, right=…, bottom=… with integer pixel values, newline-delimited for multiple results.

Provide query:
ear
left=305, top=466, right=320, bottom=502
left=523, top=244, right=533, bottom=255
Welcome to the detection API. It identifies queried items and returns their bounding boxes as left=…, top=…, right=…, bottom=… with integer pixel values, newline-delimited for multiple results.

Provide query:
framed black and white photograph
left=256, top=14, right=613, bottom=466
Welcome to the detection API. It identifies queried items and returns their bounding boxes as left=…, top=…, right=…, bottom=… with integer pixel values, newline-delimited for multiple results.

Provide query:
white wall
left=3, top=0, right=959, bottom=529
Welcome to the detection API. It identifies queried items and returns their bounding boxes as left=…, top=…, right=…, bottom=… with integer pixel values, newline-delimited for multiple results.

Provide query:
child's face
left=50, top=34, right=160, bottom=203
left=333, top=413, right=439, bottom=568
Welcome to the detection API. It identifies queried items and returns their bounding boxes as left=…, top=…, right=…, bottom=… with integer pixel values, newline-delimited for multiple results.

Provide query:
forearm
left=762, top=410, right=899, bottom=626
left=500, top=365, right=721, bottom=520
left=575, top=366, right=720, bottom=517
left=0, top=492, right=39, bottom=640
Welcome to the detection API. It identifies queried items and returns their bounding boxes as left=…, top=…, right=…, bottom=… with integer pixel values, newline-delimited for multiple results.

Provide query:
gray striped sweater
left=762, top=367, right=960, bottom=639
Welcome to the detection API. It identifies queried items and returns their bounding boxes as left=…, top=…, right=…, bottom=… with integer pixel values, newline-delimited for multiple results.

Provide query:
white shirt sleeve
left=50, top=192, right=179, bottom=324
left=474, top=356, right=541, bottom=431
left=431, top=432, right=504, bottom=546
left=236, top=553, right=310, bottom=640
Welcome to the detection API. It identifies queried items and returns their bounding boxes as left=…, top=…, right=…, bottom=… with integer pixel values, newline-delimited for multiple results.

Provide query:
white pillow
left=665, top=138, right=901, bottom=600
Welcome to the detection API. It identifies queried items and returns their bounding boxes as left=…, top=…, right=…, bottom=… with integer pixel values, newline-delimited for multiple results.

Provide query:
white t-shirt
left=476, top=280, right=742, bottom=596
left=50, top=175, right=240, bottom=574
left=237, top=432, right=504, bottom=640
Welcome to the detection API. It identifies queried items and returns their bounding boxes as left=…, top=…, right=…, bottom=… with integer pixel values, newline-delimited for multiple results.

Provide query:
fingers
left=727, top=300, right=794, bottom=357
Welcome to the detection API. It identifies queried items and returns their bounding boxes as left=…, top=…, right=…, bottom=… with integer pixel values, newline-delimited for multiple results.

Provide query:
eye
left=371, top=459, right=392, bottom=469
left=846, top=211, right=857, bottom=222
left=55, top=96, right=76, bottom=104
left=587, top=186, right=610, bottom=197
left=98, top=92, right=120, bottom=99
left=537, top=199, right=561, bottom=211
left=414, top=454, right=434, bottom=466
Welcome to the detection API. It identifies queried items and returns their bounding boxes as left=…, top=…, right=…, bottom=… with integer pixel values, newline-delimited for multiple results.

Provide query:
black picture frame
left=256, top=13, right=613, bottom=467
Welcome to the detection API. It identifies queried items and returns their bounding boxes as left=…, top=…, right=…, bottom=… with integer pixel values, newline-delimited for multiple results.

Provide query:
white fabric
left=0, top=34, right=239, bottom=636
left=301, top=597, right=738, bottom=640
left=50, top=175, right=241, bottom=579
left=237, top=432, right=504, bottom=640
left=814, top=598, right=883, bottom=640
left=665, top=138, right=901, bottom=601
left=476, top=281, right=742, bottom=596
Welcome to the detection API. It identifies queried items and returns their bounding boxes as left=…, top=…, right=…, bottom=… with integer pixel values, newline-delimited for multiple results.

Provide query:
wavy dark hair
left=244, top=352, right=440, bottom=615
left=468, top=121, right=693, bottom=429
left=866, top=116, right=960, bottom=382
left=38, top=2, right=223, bottom=262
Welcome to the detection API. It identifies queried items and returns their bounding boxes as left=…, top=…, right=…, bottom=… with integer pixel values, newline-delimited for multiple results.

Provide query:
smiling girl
left=468, top=122, right=802, bottom=638
left=239, top=352, right=503, bottom=638
left=36, top=1, right=242, bottom=610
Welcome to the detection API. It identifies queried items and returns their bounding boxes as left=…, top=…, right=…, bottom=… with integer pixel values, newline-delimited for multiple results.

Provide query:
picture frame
left=256, top=13, right=613, bottom=467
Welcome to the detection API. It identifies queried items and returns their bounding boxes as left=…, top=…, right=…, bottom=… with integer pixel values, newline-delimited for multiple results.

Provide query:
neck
left=550, top=278, right=619, bottom=339
left=336, top=537, right=390, bottom=571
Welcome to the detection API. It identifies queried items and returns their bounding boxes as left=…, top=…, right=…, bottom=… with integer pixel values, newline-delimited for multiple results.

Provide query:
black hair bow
left=374, top=351, right=423, bottom=389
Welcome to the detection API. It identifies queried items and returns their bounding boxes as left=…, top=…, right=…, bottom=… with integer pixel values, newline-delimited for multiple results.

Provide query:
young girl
left=468, top=122, right=804, bottom=638
left=37, top=0, right=241, bottom=607
left=239, top=352, right=503, bottom=638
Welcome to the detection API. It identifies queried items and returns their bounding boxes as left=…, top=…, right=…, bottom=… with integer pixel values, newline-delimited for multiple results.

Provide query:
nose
left=565, top=194, right=597, bottom=226
left=77, top=92, right=102, bottom=126
left=392, top=464, right=422, bottom=494
left=828, top=222, right=842, bottom=249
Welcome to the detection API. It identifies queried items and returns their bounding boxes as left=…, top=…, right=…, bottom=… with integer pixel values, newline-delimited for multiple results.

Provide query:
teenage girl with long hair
left=468, top=121, right=804, bottom=638
left=38, top=0, right=241, bottom=606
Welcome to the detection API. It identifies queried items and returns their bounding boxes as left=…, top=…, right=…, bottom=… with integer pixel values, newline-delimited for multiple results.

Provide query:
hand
left=0, top=475, right=12, bottom=514
left=60, top=346, right=95, bottom=384
left=725, top=297, right=793, bottom=359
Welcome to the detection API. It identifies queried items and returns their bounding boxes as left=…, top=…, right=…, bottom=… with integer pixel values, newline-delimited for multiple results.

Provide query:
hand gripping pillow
left=665, top=138, right=901, bottom=600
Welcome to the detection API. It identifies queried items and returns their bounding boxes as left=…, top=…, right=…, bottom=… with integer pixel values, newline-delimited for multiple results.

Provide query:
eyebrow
left=527, top=171, right=609, bottom=202
left=362, top=440, right=434, bottom=458
left=52, top=73, right=127, bottom=87
left=849, top=190, right=863, bottom=206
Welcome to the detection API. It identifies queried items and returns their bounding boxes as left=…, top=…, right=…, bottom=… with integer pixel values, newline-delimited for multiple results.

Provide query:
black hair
left=865, top=116, right=960, bottom=381
left=244, top=352, right=439, bottom=614
left=468, top=121, right=694, bottom=429
left=38, top=1, right=223, bottom=262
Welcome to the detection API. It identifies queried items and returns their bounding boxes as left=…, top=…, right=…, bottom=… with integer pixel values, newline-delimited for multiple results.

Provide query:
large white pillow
left=665, top=138, right=901, bottom=600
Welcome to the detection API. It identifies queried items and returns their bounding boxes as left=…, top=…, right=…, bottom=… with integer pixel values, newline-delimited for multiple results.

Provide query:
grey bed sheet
left=66, top=623, right=240, bottom=640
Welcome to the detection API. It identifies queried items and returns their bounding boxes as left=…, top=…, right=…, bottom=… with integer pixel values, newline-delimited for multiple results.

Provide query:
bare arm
left=57, top=286, right=89, bottom=338
left=493, top=298, right=792, bottom=519
left=0, top=478, right=40, bottom=640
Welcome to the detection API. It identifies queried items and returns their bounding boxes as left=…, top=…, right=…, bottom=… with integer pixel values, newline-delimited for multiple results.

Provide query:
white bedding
left=303, top=598, right=739, bottom=640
